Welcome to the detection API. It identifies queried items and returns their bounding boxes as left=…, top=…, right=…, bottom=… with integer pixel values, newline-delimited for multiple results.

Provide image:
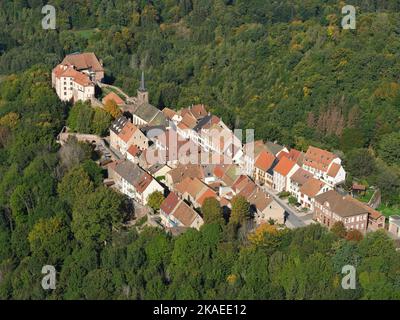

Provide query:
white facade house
left=302, top=146, right=346, bottom=187
left=52, top=65, right=95, bottom=102
left=108, top=160, right=164, bottom=205
left=273, top=157, right=300, bottom=192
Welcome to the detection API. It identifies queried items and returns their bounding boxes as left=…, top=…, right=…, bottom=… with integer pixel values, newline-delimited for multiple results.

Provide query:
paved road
left=266, top=190, right=307, bottom=228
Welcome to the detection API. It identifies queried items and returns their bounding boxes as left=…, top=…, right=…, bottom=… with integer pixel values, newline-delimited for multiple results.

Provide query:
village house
left=314, top=190, right=369, bottom=233
left=110, top=116, right=149, bottom=156
left=253, top=151, right=278, bottom=188
left=164, top=164, right=205, bottom=190
left=302, top=146, right=346, bottom=187
left=107, top=160, right=164, bottom=205
left=174, top=177, right=217, bottom=209
left=298, top=177, right=331, bottom=210
left=52, top=52, right=104, bottom=102
left=289, top=167, right=314, bottom=199
left=248, top=188, right=285, bottom=225
left=239, top=140, right=289, bottom=178
left=160, top=192, right=204, bottom=230
left=344, top=195, right=385, bottom=231
left=278, top=148, right=304, bottom=166
left=273, top=156, right=300, bottom=192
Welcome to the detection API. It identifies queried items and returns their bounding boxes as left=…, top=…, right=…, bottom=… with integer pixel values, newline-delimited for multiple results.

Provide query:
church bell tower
left=137, top=71, right=149, bottom=105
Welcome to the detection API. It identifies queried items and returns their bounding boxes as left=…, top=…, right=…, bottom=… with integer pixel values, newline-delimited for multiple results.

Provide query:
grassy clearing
left=73, top=28, right=99, bottom=39
left=378, top=205, right=400, bottom=217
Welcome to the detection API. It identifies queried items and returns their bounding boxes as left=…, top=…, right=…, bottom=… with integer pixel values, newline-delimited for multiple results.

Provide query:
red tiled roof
left=197, top=189, right=217, bottom=207
left=255, top=151, right=275, bottom=171
left=160, top=192, right=180, bottom=215
left=277, top=151, right=289, bottom=160
left=287, top=148, right=303, bottom=163
left=304, top=146, right=336, bottom=172
left=274, top=157, right=297, bottom=177
left=134, top=172, right=153, bottom=193
left=190, top=104, right=208, bottom=119
left=127, top=145, right=140, bottom=157
left=327, top=163, right=341, bottom=178
left=53, top=65, right=93, bottom=87
left=118, top=122, right=137, bottom=143
left=103, top=92, right=124, bottom=105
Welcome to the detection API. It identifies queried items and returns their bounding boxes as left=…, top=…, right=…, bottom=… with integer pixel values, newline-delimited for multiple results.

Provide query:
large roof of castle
left=62, top=52, right=103, bottom=72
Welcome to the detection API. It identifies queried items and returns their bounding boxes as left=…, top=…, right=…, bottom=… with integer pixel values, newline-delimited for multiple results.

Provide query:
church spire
left=139, top=71, right=146, bottom=92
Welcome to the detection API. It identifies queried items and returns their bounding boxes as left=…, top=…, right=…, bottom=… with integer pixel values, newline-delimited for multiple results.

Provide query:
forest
left=0, top=0, right=400, bottom=299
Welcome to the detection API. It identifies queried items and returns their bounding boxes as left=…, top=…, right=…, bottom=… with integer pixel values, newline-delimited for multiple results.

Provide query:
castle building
left=52, top=52, right=104, bottom=102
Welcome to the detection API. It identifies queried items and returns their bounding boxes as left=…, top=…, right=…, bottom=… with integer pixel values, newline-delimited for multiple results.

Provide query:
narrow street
left=259, top=185, right=314, bottom=229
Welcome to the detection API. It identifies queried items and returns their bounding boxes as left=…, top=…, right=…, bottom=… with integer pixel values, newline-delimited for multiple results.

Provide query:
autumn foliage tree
left=331, top=221, right=347, bottom=238
left=104, top=100, right=122, bottom=119
left=229, top=195, right=250, bottom=226
left=346, top=229, right=364, bottom=242
left=201, top=197, right=223, bottom=225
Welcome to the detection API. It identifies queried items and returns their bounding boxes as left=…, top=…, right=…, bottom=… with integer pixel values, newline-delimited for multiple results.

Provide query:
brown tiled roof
left=175, top=177, right=205, bottom=198
left=190, top=104, right=208, bottom=120
left=62, top=52, right=103, bottom=72
left=290, top=168, right=313, bottom=186
left=180, top=113, right=198, bottom=129
left=274, top=156, right=297, bottom=177
left=255, top=151, right=275, bottom=171
left=197, top=189, right=217, bottom=207
left=160, top=192, right=180, bottom=215
left=299, top=178, right=326, bottom=197
left=103, top=92, right=124, bottom=105
left=248, top=189, right=274, bottom=212
left=172, top=201, right=198, bottom=227
left=134, top=171, right=153, bottom=193
left=162, top=107, right=177, bottom=120
left=315, top=190, right=368, bottom=218
left=287, top=148, right=303, bottom=164
left=167, top=164, right=204, bottom=185
left=232, top=175, right=250, bottom=191
left=238, top=180, right=257, bottom=198
left=304, top=146, right=336, bottom=172
left=344, top=195, right=383, bottom=220
left=118, top=122, right=137, bottom=143
left=327, top=163, right=341, bottom=178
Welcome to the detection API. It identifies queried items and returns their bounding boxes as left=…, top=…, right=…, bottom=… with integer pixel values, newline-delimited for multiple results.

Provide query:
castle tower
left=137, top=71, right=149, bottom=105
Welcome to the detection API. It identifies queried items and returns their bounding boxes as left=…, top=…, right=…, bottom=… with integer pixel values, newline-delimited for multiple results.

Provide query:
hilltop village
left=52, top=52, right=395, bottom=238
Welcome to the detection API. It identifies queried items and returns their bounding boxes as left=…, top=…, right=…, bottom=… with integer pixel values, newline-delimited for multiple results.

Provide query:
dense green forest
left=0, top=0, right=400, bottom=299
